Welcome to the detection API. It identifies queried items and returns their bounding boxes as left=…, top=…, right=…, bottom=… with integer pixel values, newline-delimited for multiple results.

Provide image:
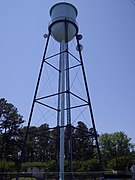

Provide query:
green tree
left=0, top=98, right=24, bottom=161
left=73, top=121, right=95, bottom=160
left=64, top=124, right=75, bottom=160
left=107, top=155, right=134, bottom=171
left=49, top=127, right=60, bottom=160
left=99, top=131, right=133, bottom=169
left=19, top=124, right=56, bottom=162
left=19, top=126, right=38, bottom=162
left=37, top=123, right=50, bottom=161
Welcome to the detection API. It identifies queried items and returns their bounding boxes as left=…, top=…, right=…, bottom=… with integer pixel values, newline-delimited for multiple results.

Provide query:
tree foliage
left=0, top=98, right=24, bottom=161
left=21, top=121, right=96, bottom=163
left=0, top=98, right=135, bottom=172
left=72, top=121, right=95, bottom=161
left=99, top=132, right=134, bottom=170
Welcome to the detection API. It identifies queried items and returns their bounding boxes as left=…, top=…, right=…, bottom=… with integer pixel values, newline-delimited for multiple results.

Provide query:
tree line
left=0, top=98, right=135, bottom=172
left=0, top=98, right=96, bottom=162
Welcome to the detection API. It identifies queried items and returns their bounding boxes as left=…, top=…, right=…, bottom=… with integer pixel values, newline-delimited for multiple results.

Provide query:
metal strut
left=76, top=35, right=104, bottom=177
left=16, top=33, right=51, bottom=180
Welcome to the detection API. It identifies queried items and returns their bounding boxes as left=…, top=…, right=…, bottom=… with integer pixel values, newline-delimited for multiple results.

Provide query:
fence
left=0, top=171, right=132, bottom=180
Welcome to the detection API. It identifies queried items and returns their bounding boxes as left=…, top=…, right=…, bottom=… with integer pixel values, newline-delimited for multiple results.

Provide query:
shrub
left=0, top=161, right=15, bottom=172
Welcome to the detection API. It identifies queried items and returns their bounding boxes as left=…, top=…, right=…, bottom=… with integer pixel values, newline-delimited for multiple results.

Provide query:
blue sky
left=0, top=0, right=135, bottom=143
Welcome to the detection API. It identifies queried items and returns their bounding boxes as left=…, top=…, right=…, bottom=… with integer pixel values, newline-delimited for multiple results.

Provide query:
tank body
left=49, top=2, right=78, bottom=42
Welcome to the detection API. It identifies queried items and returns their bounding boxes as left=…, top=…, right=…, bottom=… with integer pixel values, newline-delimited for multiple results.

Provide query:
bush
left=0, top=161, right=15, bottom=172
left=72, top=159, right=100, bottom=172
left=82, top=159, right=100, bottom=171
left=107, top=155, right=133, bottom=171
left=46, top=160, right=56, bottom=172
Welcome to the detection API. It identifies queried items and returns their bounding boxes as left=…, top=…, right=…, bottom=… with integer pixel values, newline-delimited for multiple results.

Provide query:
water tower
left=49, top=3, right=78, bottom=179
left=17, top=2, right=103, bottom=180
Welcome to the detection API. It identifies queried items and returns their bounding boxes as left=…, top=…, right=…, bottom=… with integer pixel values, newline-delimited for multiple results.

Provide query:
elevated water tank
left=49, top=2, right=78, bottom=42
